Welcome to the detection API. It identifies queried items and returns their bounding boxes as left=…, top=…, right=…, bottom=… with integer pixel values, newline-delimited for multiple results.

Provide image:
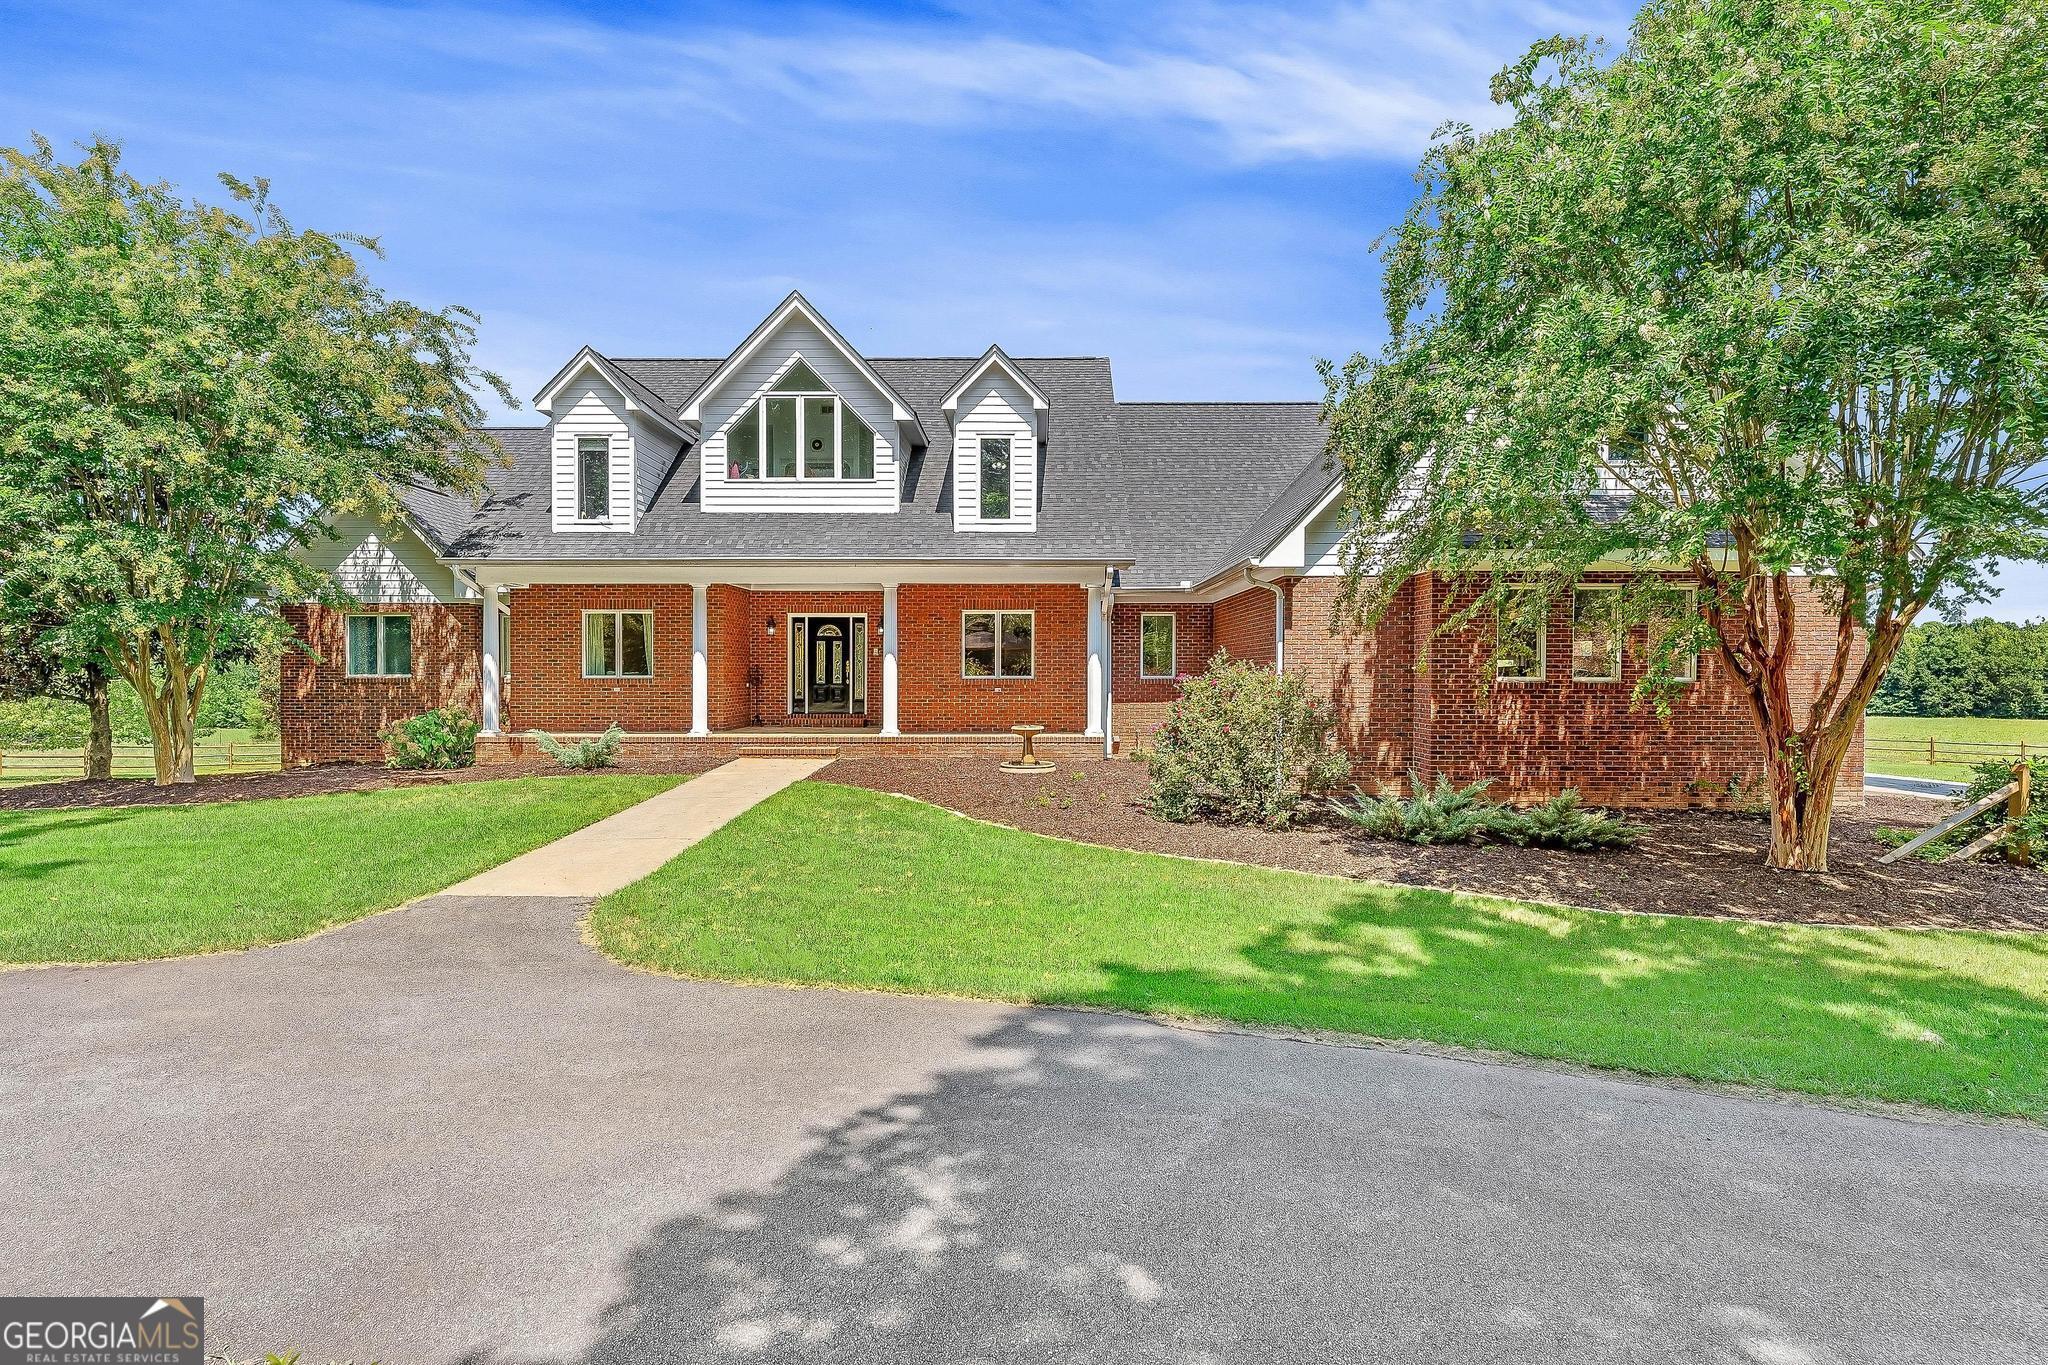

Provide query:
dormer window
left=577, top=436, right=611, bottom=520
left=979, top=438, right=1012, bottom=519
left=725, top=359, right=878, bottom=482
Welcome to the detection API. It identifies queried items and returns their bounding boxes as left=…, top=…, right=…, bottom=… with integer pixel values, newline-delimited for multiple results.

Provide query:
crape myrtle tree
left=1322, top=0, right=2048, bottom=871
left=0, top=137, right=511, bottom=784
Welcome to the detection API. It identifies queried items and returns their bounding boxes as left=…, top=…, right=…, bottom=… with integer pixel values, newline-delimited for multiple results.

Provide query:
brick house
left=283, top=291, right=1861, bottom=807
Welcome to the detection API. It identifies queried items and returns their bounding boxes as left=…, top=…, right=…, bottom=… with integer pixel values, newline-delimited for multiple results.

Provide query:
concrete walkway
left=442, top=756, right=830, bottom=898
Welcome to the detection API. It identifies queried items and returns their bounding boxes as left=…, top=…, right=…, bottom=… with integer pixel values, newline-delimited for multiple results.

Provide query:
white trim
left=941, top=345, right=1051, bottom=438
left=580, top=608, right=655, bottom=679
left=532, top=346, right=690, bottom=441
left=480, top=586, right=503, bottom=734
left=961, top=608, right=1035, bottom=679
left=689, top=585, right=709, bottom=735
left=679, top=292, right=926, bottom=442
left=1085, top=585, right=1106, bottom=737
left=880, top=584, right=901, bottom=736
left=344, top=612, right=412, bottom=678
left=459, top=560, right=1126, bottom=588
left=1138, top=611, right=1178, bottom=679
left=1570, top=583, right=1625, bottom=683
left=1492, top=585, right=1547, bottom=683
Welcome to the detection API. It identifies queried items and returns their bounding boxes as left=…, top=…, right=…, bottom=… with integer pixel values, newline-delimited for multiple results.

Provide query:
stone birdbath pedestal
left=1000, top=723, right=1056, bottom=774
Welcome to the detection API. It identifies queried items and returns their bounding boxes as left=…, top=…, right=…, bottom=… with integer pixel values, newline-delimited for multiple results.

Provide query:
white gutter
left=1244, top=567, right=1287, bottom=672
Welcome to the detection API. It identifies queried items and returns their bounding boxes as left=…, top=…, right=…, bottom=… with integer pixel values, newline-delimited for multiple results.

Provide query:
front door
left=790, top=615, right=867, bottom=716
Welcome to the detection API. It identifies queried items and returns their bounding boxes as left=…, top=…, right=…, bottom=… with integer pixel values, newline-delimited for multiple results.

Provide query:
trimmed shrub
left=1336, top=773, right=1643, bottom=852
left=529, top=723, right=625, bottom=770
left=1143, top=654, right=1350, bottom=827
left=381, top=707, right=480, bottom=769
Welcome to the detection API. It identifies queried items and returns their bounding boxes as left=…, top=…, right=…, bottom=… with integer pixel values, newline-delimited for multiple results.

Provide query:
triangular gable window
left=770, top=359, right=830, bottom=394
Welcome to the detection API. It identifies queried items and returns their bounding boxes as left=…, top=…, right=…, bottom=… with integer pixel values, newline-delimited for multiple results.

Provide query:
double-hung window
left=577, top=436, right=611, bottom=520
left=1571, top=587, right=1623, bottom=682
left=1492, top=585, right=1546, bottom=682
left=346, top=614, right=412, bottom=677
left=979, top=438, right=1012, bottom=520
left=724, top=359, right=878, bottom=481
left=1139, top=612, right=1177, bottom=678
left=963, top=610, right=1033, bottom=678
left=583, top=610, right=653, bottom=678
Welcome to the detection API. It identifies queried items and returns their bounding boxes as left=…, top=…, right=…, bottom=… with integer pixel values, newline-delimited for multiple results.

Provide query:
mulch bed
left=0, top=756, right=727, bottom=812
left=820, top=757, right=2048, bottom=933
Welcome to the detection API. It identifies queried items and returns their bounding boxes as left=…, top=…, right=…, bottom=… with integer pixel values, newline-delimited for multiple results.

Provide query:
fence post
left=2011, top=760, right=2033, bottom=867
left=1928, top=737, right=1937, bottom=765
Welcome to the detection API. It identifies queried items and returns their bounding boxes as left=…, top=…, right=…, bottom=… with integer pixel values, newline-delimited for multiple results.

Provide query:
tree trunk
left=83, top=665, right=112, bottom=780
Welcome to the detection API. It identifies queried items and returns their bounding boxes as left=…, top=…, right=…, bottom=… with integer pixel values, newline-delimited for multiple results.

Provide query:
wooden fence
left=1863, top=736, right=2035, bottom=771
left=0, top=741, right=283, bottom=782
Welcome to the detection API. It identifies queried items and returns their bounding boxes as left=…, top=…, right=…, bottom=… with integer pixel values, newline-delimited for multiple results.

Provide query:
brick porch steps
left=476, top=731, right=1111, bottom=765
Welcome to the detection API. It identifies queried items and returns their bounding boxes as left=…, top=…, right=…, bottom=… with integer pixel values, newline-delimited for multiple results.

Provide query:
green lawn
left=0, top=775, right=678, bottom=964
left=594, top=783, right=2048, bottom=1120
left=1865, top=714, right=2048, bottom=782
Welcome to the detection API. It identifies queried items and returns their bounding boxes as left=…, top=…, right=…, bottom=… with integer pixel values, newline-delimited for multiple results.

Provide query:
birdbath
left=1000, top=723, right=1056, bottom=774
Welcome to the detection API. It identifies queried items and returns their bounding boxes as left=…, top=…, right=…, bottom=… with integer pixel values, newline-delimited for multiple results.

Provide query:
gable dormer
left=942, top=346, right=1049, bottom=534
left=533, top=346, right=689, bottom=534
left=681, top=293, right=926, bottom=516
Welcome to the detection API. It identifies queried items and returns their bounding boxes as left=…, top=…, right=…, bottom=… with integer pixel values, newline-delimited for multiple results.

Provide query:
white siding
left=550, top=374, right=637, bottom=534
left=301, top=513, right=466, bottom=604
left=951, top=372, right=1037, bottom=533
left=697, top=319, right=900, bottom=515
left=1302, top=499, right=1347, bottom=575
left=630, top=411, right=678, bottom=515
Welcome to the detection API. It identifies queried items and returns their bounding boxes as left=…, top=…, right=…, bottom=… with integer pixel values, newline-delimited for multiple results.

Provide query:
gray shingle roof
left=1115, top=402, right=1332, bottom=589
left=398, top=360, right=1337, bottom=582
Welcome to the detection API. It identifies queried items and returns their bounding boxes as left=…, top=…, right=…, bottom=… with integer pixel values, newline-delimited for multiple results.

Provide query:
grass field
left=0, top=775, right=678, bottom=964
left=594, top=782, right=2048, bottom=1120
left=1864, top=715, right=2048, bottom=782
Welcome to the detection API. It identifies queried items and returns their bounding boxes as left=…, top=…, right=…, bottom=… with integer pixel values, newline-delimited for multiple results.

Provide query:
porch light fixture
left=765, top=618, right=777, bottom=637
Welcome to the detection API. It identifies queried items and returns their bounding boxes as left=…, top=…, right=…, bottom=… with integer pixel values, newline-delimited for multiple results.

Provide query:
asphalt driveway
left=3, top=894, right=2043, bottom=1364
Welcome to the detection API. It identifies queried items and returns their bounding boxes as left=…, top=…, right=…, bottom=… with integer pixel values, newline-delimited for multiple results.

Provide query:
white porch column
left=1085, top=583, right=1106, bottom=738
left=479, top=582, right=502, bottom=737
left=880, top=583, right=901, bottom=736
left=689, top=583, right=710, bottom=737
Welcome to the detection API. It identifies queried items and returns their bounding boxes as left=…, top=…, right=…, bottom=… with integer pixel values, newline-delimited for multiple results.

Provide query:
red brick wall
left=1213, top=586, right=1277, bottom=667
left=505, top=584, right=693, bottom=732
left=1274, top=570, right=1863, bottom=809
left=741, top=590, right=886, bottom=727
left=280, top=603, right=481, bottom=765
left=900, top=584, right=1088, bottom=732
left=1111, top=602, right=1213, bottom=746
left=706, top=584, right=754, bottom=731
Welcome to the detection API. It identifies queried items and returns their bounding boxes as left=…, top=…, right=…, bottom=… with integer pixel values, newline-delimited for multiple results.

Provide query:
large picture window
left=963, top=610, right=1033, bottom=678
left=583, top=610, right=653, bottom=678
left=1139, top=612, right=1176, bottom=678
left=346, top=614, right=412, bottom=677
left=577, top=436, right=611, bottom=520
left=724, top=358, right=878, bottom=482
left=1571, top=587, right=1623, bottom=682
left=979, top=437, right=1012, bottom=519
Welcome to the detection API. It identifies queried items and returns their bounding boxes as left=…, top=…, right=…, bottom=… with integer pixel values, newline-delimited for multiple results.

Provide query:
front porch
left=470, top=570, right=1114, bottom=755
left=476, top=728, right=1112, bottom=763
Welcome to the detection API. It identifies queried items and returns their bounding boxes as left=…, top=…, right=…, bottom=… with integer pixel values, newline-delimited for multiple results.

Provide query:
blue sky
left=4, top=0, right=2043, bottom=619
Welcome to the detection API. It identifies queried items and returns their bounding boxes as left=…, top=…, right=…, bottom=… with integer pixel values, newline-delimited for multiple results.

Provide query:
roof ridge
left=1119, top=399, right=1322, bottom=406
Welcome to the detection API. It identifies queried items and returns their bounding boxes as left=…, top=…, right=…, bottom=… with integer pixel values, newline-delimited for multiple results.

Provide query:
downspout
left=1244, top=567, right=1286, bottom=672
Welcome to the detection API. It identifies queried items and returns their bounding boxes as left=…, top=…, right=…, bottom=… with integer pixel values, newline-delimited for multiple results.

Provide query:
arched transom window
left=724, top=358, right=877, bottom=481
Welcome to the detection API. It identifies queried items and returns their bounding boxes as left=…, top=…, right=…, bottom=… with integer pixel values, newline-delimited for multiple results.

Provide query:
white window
left=1492, top=585, right=1546, bottom=682
left=1571, top=586, right=1623, bottom=682
left=576, top=436, right=611, bottom=520
left=583, top=610, right=653, bottom=678
left=979, top=437, right=1012, bottom=519
left=346, top=614, right=412, bottom=677
left=963, top=610, right=1033, bottom=678
left=724, top=358, right=877, bottom=482
left=1139, top=612, right=1177, bottom=678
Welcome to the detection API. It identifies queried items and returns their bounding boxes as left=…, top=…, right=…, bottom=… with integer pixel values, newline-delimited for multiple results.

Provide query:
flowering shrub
left=381, top=706, right=480, bottom=769
left=1143, top=654, right=1350, bottom=827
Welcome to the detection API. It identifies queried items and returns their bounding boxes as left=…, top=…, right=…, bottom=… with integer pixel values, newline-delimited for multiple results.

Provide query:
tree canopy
left=1323, top=0, right=2048, bottom=868
left=0, top=136, right=510, bottom=781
